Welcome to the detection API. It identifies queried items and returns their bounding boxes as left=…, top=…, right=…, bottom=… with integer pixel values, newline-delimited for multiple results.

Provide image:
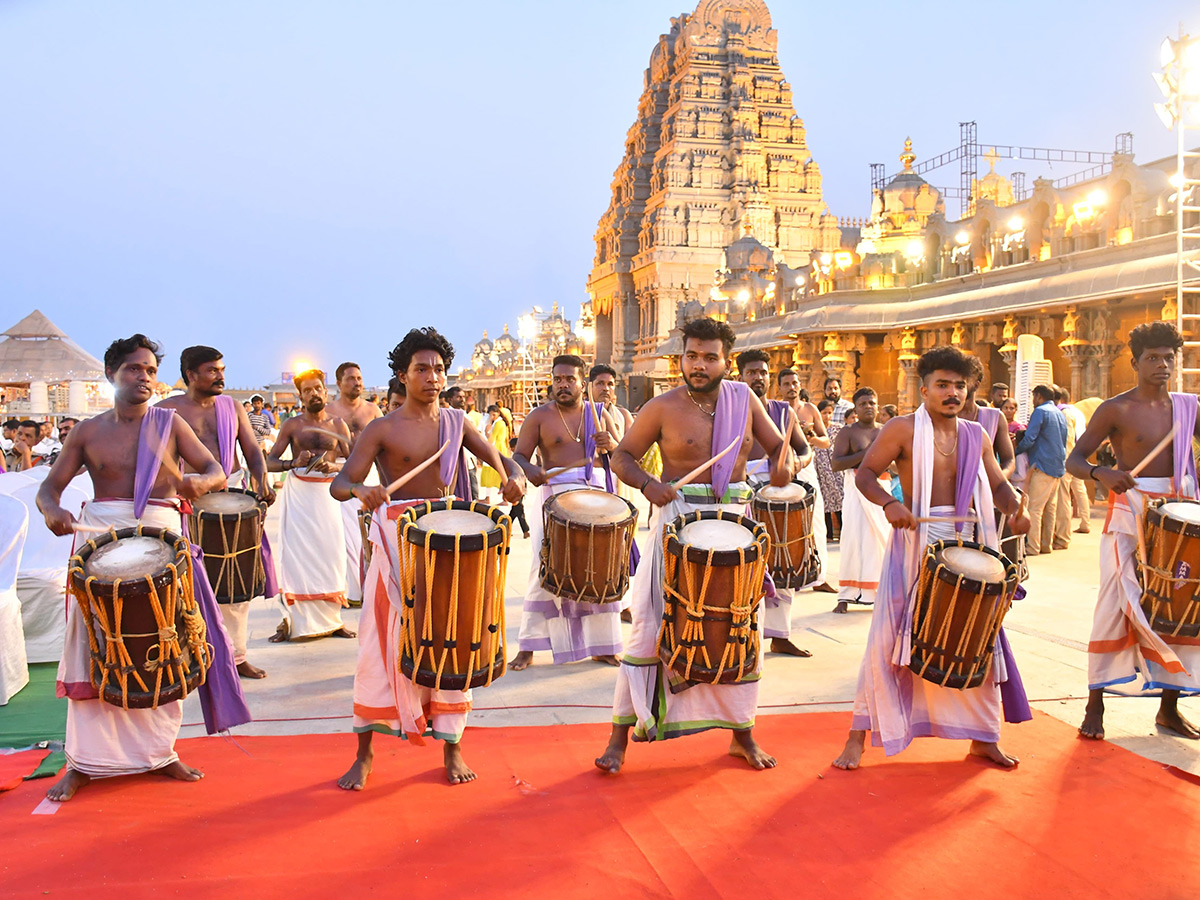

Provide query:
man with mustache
left=509, top=354, right=621, bottom=670
left=266, top=369, right=355, bottom=642
left=158, top=345, right=276, bottom=678
left=736, top=349, right=813, bottom=655
left=596, top=317, right=794, bottom=774
left=832, top=346, right=1030, bottom=771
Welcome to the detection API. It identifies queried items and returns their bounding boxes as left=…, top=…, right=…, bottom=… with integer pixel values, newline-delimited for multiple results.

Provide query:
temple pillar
left=1091, top=342, right=1123, bottom=399
left=1057, top=307, right=1089, bottom=400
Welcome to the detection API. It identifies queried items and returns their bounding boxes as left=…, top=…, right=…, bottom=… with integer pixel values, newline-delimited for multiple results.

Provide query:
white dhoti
left=277, top=472, right=347, bottom=638
left=340, top=467, right=378, bottom=607
left=746, top=458, right=795, bottom=639
left=612, top=483, right=761, bottom=741
left=837, top=469, right=892, bottom=606
left=57, top=500, right=184, bottom=778
left=352, top=501, right=469, bottom=743
left=517, top=478, right=624, bottom=663
left=1089, top=477, right=1200, bottom=693
left=797, top=458, right=827, bottom=587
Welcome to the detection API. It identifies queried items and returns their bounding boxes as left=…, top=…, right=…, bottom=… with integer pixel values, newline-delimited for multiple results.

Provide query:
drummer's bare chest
left=86, top=422, right=142, bottom=479
left=659, top=402, right=719, bottom=462
left=293, top=420, right=342, bottom=454
left=538, top=408, right=588, bottom=461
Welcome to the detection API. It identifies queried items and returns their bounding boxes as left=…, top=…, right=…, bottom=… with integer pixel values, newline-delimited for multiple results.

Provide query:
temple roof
left=0, top=310, right=106, bottom=384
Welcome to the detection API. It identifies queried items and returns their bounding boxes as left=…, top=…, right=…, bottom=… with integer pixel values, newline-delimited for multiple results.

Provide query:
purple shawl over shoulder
left=439, top=408, right=473, bottom=500
left=712, top=381, right=751, bottom=499
left=138, top=407, right=251, bottom=734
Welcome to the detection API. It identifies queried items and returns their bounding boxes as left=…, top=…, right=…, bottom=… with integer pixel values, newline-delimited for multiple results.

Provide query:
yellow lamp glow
left=1008, top=216, right=1024, bottom=231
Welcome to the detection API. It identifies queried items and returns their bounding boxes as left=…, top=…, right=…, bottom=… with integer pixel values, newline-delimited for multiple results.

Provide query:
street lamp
left=1153, top=28, right=1200, bottom=390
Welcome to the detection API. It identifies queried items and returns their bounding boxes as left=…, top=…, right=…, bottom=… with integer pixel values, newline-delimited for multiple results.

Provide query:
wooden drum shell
left=187, top=488, right=266, bottom=605
left=1141, top=499, right=1200, bottom=639
left=540, top=490, right=638, bottom=603
left=750, top=480, right=819, bottom=589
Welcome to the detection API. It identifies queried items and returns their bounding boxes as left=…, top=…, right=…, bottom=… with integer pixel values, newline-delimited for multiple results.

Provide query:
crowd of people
left=7, top=316, right=1198, bottom=805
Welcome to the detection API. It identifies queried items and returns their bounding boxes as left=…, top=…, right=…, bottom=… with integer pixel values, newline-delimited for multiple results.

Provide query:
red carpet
left=2, top=711, right=1197, bottom=900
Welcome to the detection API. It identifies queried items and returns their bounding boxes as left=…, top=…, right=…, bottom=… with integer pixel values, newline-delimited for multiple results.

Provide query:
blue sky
left=1, top=0, right=1195, bottom=387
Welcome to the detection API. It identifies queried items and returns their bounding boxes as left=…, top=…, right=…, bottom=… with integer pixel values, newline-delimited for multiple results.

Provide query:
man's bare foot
left=337, top=756, right=373, bottom=791
left=1157, top=705, right=1200, bottom=739
left=46, top=768, right=90, bottom=802
left=968, top=740, right=1019, bottom=767
left=160, top=760, right=204, bottom=782
left=620, top=609, right=632, bottom=623
left=1078, top=689, right=1105, bottom=740
left=509, top=650, right=534, bottom=671
left=592, top=654, right=621, bottom=666
left=812, top=582, right=837, bottom=594
left=594, top=725, right=630, bottom=774
left=237, top=661, right=267, bottom=679
left=268, top=619, right=289, bottom=643
left=833, top=600, right=849, bottom=614
left=832, top=730, right=866, bottom=770
left=332, top=626, right=357, bottom=638
left=444, top=743, right=476, bottom=785
left=769, top=637, right=811, bottom=657
left=728, top=730, right=776, bottom=769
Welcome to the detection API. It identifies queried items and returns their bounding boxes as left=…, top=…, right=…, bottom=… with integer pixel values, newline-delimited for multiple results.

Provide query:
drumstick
left=776, top=409, right=796, bottom=470
left=72, top=523, right=112, bottom=534
left=385, top=437, right=452, bottom=495
left=301, top=425, right=351, bottom=449
left=586, top=383, right=604, bottom=434
left=913, top=515, right=979, bottom=524
left=673, top=437, right=742, bottom=490
left=1129, top=425, right=1178, bottom=478
left=543, top=458, right=590, bottom=480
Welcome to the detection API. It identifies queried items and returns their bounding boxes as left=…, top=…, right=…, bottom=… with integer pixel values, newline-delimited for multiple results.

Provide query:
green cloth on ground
left=0, top=662, right=66, bottom=750
left=27, top=749, right=66, bottom=781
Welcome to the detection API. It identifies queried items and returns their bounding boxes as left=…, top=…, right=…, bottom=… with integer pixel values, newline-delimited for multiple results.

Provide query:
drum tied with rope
left=397, top=500, right=512, bottom=691
left=1140, top=497, right=1200, bottom=638
left=749, top=479, right=819, bottom=589
left=540, top=488, right=637, bottom=603
left=68, top=525, right=213, bottom=709
left=659, top=510, right=770, bottom=685
left=187, top=487, right=267, bottom=604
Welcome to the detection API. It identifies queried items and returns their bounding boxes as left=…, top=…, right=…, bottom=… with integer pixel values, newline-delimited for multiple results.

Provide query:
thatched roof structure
left=0, top=310, right=105, bottom=385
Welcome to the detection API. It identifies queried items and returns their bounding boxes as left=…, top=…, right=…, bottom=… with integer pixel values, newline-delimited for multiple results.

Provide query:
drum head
left=756, top=482, right=811, bottom=503
left=553, top=489, right=630, bottom=524
left=193, top=491, right=258, bottom=514
left=1160, top=501, right=1200, bottom=524
left=680, top=519, right=755, bottom=551
left=85, top=536, right=175, bottom=579
left=936, top=546, right=1005, bottom=583
left=417, top=509, right=495, bottom=534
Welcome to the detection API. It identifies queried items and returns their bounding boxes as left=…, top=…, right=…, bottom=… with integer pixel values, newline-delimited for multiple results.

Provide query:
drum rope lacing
left=657, top=511, right=769, bottom=684
left=397, top=501, right=511, bottom=692
left=909, top=539, right=1018, bottom=689
left=1138, top=499, right=1200, bottom=637
left=68, top=525, right=213, bottom=710
left=189, top=493, right=267, bottom=603
left=752, top=489, right=817, bottom=588
left=539, top=493, right=637, bottom=603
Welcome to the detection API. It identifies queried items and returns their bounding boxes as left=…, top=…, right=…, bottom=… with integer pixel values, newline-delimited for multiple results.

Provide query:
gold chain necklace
left=686, top=390, right=716, bottom=418
left=934, top=427, right=959, bottom=457
left=555, top=402, right=584, bottom=442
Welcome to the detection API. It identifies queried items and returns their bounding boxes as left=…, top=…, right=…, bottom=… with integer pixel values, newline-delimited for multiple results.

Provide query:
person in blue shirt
left=1015, top=384, right=1069, bottom=555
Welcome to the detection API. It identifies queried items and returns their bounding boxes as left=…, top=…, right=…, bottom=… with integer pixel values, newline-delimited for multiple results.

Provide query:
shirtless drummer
left=158, top=345, right=275, bottom=677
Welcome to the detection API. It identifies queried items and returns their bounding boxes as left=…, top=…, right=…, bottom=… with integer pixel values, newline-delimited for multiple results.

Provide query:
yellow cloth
left=481, top=417, right=510, bottom=489
left=640, top=442, right=662, bottom=479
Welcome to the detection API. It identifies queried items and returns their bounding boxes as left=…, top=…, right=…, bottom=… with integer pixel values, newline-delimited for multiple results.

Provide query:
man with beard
left=777, top=368, right=837, bottom=593
left=158, top=345, right=276, bottom=678
left=831, top=388, right=891, bottom=613
left=328, top=362, right=384, bottom=606
left=824, top=376, right=854, bottom=426
left=509, top=355, right=621, bottom=671
left=266, top=369, right=355, bottom=642
left=832, top=347, right=1030, bottom=771
left=595, top=317, right=793, bottom=774
left=960, top=356, right=1015, bottom=478
left=331, top=327, right=525, bottom=788
left=736, top=349, right=812, bottom=656
left=36, top=333, right=248, bottom=801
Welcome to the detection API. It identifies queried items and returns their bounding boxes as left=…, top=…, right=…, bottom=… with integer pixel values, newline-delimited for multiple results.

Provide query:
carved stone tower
left=586, top=0, right=842, bottom=406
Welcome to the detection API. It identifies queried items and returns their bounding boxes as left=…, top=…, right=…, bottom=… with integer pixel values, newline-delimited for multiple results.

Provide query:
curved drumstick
left=776, top=408, right=796, bottom=470
left=674, top=437, right=742, bottom=490
left=385, top=438, right=452, bottom=496
left=543, top=458, right=590, bottom=480
left=1129, top=425, right=1177, bottom=478
left=302, top=425, right=352, bottom=449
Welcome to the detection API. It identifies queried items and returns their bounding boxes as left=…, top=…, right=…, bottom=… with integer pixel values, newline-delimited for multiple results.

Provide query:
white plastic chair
left=0, top=494, right=30, bottom=704
left=11, top=483, right=87, bottom=663
left=0, top=472, right=35, bottom=496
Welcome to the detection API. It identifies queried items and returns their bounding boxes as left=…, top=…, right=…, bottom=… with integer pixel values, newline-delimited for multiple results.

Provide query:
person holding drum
left=596, top=316, right=794, bottom=774
left=736, top=349, right=813, bottom=656
left=1067, top=321, right=1200, bottom=741
left=509, top=354, right=626, bottom=671
left=36, top=334, right=248, bottom=801
left=832, top=346, right=1031, bottom=772
left=158, top=345, right=276, bottom=679
left=265, top=369, right=357, bottom=642
left=330, top=327, right=526, bottom=789
left=831, top=387, right=891, bottom=613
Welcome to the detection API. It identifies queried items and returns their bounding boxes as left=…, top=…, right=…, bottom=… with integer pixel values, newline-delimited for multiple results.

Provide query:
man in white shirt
left=1055, top=385, right=1091, bottom=537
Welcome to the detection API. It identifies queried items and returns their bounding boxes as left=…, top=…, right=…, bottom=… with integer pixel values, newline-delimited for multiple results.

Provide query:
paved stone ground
left=180, top=496, right=1200, bottom=775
